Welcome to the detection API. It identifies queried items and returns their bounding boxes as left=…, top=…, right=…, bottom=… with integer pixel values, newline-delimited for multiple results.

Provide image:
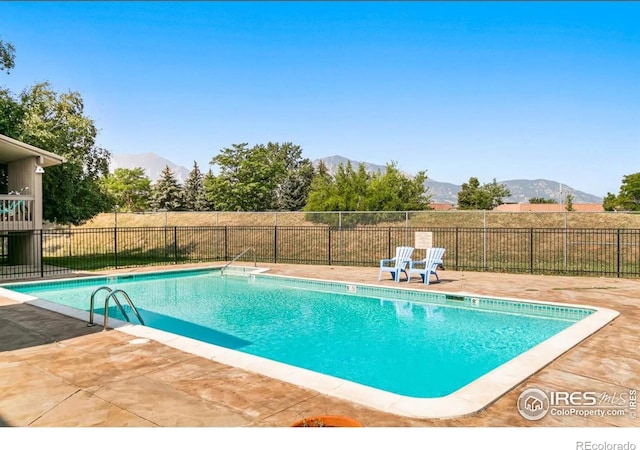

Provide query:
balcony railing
left=0, top=195, right=35, bottom=230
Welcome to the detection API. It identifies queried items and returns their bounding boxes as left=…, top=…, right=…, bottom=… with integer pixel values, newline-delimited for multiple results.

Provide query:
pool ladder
left=88, top=286, right=145, bottom=331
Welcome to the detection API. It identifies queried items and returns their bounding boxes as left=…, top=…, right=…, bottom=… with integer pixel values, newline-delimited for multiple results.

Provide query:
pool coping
left=0, top=266, right=620, bottom=419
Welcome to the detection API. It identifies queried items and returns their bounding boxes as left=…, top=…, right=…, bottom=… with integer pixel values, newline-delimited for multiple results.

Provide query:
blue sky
left=1, top=1, right=638, bottom=197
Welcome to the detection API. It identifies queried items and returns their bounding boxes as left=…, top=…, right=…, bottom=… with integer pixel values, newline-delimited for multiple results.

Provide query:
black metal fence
left=1, top=226, right=639, bottom=280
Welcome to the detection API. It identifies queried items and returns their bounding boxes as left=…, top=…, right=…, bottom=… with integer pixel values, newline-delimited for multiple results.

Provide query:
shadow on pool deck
left=0, top=262, right=638, bottom=427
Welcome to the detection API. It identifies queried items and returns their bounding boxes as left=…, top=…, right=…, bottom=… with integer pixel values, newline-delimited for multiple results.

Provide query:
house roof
left=429, top=202, right=456, bottom=211
left=0, top=133, right=66, bottom=167
left=493, top=203, right=604, bottom=212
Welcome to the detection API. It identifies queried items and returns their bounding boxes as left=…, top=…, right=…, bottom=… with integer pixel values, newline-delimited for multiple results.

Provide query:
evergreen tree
left=272, top=143, right=314, bottom=211
left=150, top=165, right=183, bottom=211
left=564, top=194, right=575, bottom=212
left=182, top=161, right=209, bottom=211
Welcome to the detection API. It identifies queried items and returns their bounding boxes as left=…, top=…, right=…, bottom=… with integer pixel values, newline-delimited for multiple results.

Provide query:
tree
left=602, top=192, right=618, bottom=211
left=304, top=160, right=431, bottom=225
left=333, top=161, right=371, bottom=211
left=150, top=165, right=183, bottom=211
left=529, top=197, right=557, bottom=204
left=0, top=88, right=24, bottom=138
left=616, top=173, right=640, bottom=211
left=1, top=41, right=111, bottom=224
left=272, top=143, right=314, bottom=211
left=601, top=173, right=640, bottom=212
left=457, top=177, right=485, bottom=210
left=564, top=194, right=575, bottom=212
left=182, top=161, right=209, bottom=211
left=457, top=177, right=510, bottom=210
left=0, top=38, right=15, bottom=74
left=3, top=82, right=112, bottom=224
left=368, top=162, right=429, bottom=211
left=206, top=143, right=277, bottom=211
left=205, top=142, right=312, bottom=211
left=304, top=160, right=336, bottom=212
left=101, top=167, right=151, bottom=212
left=0, top=88, right=24, bottom=192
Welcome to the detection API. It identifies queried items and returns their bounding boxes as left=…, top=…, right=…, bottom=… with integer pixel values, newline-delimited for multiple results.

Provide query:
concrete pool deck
left=0, top=263, right=638, bottom=427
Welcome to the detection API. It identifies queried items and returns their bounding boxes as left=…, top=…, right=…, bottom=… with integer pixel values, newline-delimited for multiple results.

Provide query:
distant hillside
left=109, top=153, right=191, bottom=183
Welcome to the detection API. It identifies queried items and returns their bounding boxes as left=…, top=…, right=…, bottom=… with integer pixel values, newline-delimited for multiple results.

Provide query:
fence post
left=483, top=215, right=487, bottom=271
left=328, top=227, right=332, bottom=265
left=274, top=226, right=278, bottom=263
left=224, top=226, right=228, bottom=261
left=39, top=230, right=44, bottom=278
left=617, top=229, right=621, bottom=278
left=563, top=222, right=568, bottom=272
left=114, top=226, right=118, bottom=269
left=174, top=226, right=178, bottom=264
left=388, top=227, right=392, bottom=259
left=455, top=227, right=459, bottom=271
left=530, top=228, right=534, bottom=274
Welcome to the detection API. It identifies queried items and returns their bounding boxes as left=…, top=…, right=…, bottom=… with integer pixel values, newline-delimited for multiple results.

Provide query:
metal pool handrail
left=221, top=246, right=256, bottom=275
left=88, top=286, right=145, bottom=331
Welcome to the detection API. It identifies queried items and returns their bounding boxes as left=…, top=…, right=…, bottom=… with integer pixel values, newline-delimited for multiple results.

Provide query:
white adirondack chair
left=378, top=246, right=414, bottom=283
left=407, top=247, right=446, bottom=285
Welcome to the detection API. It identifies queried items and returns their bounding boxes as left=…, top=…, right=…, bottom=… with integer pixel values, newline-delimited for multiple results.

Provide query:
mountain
left=109, top=153, right=191, bottom=183
left=313, top=155, right=412, bottom=178
left=499, top=179, right=602, bottom=204
left=424, top=179, right=463, bottom=204
left=314, top=155, right=603, bottom=204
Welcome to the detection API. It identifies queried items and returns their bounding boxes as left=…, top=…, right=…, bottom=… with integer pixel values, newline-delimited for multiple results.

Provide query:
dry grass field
left=76, top=210, right=640, bottom=230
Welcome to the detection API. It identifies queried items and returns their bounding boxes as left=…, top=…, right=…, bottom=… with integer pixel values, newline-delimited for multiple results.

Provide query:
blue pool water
left=5, top=269, right=593, bottom=398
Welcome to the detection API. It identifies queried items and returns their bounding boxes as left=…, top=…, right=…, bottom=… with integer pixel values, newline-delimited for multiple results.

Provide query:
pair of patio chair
left=378, top=246, right=446, bottom=285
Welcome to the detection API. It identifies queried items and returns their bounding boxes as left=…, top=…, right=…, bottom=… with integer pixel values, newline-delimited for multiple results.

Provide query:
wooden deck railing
left=0, top=195, right=35, bottom=230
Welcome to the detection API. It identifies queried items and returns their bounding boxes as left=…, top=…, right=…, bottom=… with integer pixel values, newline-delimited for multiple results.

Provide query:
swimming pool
left=0, top=267, right=619, bottom=418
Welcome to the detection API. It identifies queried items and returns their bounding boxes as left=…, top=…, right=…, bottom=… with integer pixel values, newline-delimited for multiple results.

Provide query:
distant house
left=493, top=203, right=604, bottom=212
left=429, top=203, right=456, bottom=211
left=0, top=133, right=65, bottom=267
